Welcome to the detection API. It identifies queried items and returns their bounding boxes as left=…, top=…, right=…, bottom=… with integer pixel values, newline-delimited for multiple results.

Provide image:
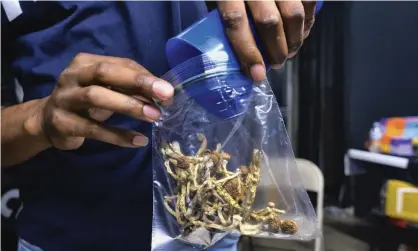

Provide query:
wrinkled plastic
left=151, top=52, right=320, bottom=250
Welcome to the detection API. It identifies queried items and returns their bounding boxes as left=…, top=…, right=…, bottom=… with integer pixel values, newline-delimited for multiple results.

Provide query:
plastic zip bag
left=152, top=52, right=320, bottom=250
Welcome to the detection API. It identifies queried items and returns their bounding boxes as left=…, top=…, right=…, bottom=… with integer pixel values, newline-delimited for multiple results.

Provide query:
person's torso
left=1, top=1, right=207, bottom=250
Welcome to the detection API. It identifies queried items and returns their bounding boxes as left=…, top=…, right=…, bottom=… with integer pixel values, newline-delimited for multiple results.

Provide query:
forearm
left=1, top=98, right=52, bottom=168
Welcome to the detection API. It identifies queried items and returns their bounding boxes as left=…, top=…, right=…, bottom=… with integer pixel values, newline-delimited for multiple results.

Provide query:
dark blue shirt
left=2, top=1, right=207, bottom=250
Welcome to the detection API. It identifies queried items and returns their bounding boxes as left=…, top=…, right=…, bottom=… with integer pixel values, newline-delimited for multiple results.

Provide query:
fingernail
left=152, top=81, right=174, bottom=100
left=133, top=135, right=149, bottom=146
left=250, top=64, right=266, bottom=81
left=143, top=105, right=161, bottom=121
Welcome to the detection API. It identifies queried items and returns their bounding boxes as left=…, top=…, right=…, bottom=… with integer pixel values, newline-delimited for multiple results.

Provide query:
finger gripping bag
left=151, top=52, right=320, bottom=250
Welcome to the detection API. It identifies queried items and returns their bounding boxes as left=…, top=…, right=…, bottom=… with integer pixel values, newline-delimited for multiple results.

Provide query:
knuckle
left=122, top=58, right=138, bottom=68
left=125, top=97, right=139, bottom=108
left=281, top=8, right=305, bottom=23
left=73, top=52, right=90, bottom=65
left=49, top=110, right=65, bottom=132
left=222, top=11, right=245, bottom=30
left=85, top=123, right=99, bottom=138
left=245, top=43, right=260, bottom=56
left=135, top=74, right=151, bottom=89
left=82, top=86, right=98, bottom=103
left=254, top=13, right=280, bottom=28
left=50, top=91, right=66, bottom=107
left=57, top=77, right=66, bottom=89
left=93, top=62, right=111, bottom=81
left=125, top=98, right=143, bottom=118
left=57, top=69, right=74, bottom=87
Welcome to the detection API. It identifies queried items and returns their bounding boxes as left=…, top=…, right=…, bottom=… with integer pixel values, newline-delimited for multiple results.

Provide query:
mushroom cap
left=221, top=152, right=231, bottom=160
left=267, top=215, right=281, bottom=233
left=240, top=166, right=250, bottom=175
left=223, top=178, right=241, bottom=198
left=281, top=220, right=298, bottom=234
left=177, top=157, right=190, bottom=169
left=209, top=153, right=220, bottom=164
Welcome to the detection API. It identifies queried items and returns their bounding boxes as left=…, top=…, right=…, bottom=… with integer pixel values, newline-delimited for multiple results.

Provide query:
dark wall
left=345, top=2, right=418, bottom=149
left=297, top=1, right=418, bottom=204
left=297, top=2, right=347, bottom=202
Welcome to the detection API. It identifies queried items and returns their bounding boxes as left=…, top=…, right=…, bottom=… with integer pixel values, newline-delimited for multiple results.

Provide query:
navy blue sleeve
left=1, top=7, right=17, bottom=107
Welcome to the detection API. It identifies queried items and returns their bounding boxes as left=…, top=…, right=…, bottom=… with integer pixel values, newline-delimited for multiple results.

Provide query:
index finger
left=66, top=62, right=174, bottom=101
left=217, top=1, right=266, bottom=81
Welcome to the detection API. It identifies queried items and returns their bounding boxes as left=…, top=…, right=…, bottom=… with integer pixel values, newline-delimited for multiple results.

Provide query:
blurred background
left=241, top=1, right=418, bottom=251
left=2, top=1, right=418, bottom=251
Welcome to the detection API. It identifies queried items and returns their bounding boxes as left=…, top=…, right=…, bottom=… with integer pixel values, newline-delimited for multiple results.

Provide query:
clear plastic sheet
left=152, top=52, right=320, bottom=250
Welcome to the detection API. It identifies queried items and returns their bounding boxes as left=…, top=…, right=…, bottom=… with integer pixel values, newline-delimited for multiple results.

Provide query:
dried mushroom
left=267, top=215, right=281, bottom=233
left=281, top=220, right=298, bottom=235
left=161, top=133, right=298, bottom=236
